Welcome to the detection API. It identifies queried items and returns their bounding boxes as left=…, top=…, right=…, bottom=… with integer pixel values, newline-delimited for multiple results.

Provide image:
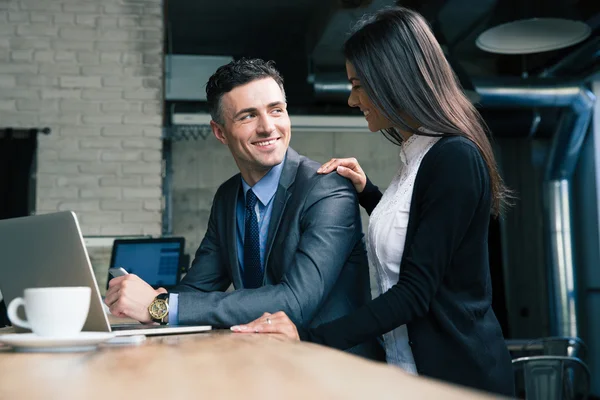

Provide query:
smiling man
left=105, top=58, right=383, bottom=361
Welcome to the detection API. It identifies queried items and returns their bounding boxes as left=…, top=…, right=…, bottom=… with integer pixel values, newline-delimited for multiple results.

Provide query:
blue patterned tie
left=243, top=189, right=262, bottom=288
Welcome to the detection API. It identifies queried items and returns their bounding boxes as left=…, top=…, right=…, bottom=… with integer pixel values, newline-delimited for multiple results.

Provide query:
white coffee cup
left=7, top=287, right=91, bottom=337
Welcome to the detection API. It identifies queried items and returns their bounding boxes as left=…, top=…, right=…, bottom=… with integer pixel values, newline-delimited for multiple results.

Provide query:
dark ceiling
left=165, top=0, right=600, bottom=109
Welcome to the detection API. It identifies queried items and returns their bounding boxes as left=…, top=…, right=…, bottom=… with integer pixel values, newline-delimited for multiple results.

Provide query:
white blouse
left=367, top=132, right=440, bottom=374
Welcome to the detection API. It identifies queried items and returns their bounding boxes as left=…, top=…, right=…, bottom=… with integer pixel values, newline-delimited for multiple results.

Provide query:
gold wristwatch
left=148, top=293, right=169, bottom=324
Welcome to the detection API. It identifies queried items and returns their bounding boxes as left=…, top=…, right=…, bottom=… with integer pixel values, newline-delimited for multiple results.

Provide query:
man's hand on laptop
left=104, top=274, right=167, bottom=324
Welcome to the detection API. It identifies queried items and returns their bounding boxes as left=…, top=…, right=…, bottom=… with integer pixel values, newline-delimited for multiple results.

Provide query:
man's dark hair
left=206, top=58, right=285, bottom=125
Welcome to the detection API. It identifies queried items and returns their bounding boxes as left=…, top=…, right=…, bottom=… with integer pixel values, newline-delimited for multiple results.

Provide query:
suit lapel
left=263, top=149, right=299, bottom=274
left=226, top=177, right=244, bottom=288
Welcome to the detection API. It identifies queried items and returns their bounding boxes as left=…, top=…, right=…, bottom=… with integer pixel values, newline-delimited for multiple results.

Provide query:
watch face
left=149, top=299, right=168, bottom=319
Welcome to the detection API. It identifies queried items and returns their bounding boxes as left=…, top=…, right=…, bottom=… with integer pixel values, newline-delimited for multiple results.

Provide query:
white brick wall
left=0, top=0, right=164, bottom=236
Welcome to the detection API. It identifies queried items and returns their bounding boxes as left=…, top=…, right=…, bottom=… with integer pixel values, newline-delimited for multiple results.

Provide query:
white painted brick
left=142, top=102, right=160, bottom=114
left=101, top=30, right=143, bottom=42
left=101, top=200, right=143, bottom=211
left=95, top=42, right=137, bottom=52
left=59, top=26, right=97, bottom=40
left=81, top=88, right=122, bottom=100
left=10, top=50, right=33, bottom=62
left=0, top=100, right=16, bottom=111
left=101, top=150, right=142, bottom=162
left=40, top=88, right=82, bottom=99
left=30, top=13, right=52, bottom=23
left=80, top=139, right=122, bottom=149
left=59, top=126, right=102, bottom=137
left=123, top=163, right=162, bottom=175
left=63, top=4, right=102, bottom=13
left=125, top=65, right=163, bottom=76
left=4, top=0, right=164, bottom=237
left=142, top=127, right=162, bottom=138
left=8, top=12, right=28, bottom=22
left=0, top=64, right=37, bottom=74
left=101, top=125, right=144, bottom=137
left=33, top=50, right=54, bottom=62
left=59, top=100, right=100, bottom=112
left=142, top=30, right=162, bottom=41
left=123, top=187, right=161, bottom=199
left=83, top=114, right=123, bottom=125
left=39, top=63, right=79, bottom=75
left=142, top=176, right=162, bottom=186
left=122, top=138, right=161, bottom=150
left=36, top=149, right=59, bottom=162
left=37, top=163, right=79, bottom=174
left=100, top=52, right=121, bottom=64
left=76, top=52, right=100, bottom=64
left=57, top=175, right=100, bottom=188
left=99, top=224, right=144, bottom=235
left=123, top=89, right=159, bottom=100
left=59, top=149, right=100, bottom=162
left=2, top=87, right=40, bottom=99
left=0, top=2, right=19, bottom=10
left=121, top=53, right=142, bottom=65
left=142, top=150, right=161, bottom=162
left=0, top=24, right=16, bottom=35
left=53, top=13, right=75, bottom=25
left=102, top=76, right=145, bottom=88
left=143, top=199, right=162, bottom=211
left=100, top=176, right=141, bottom=186
left=39, top=113, right=82, bottom=125
left=41, top=187, right=79, bottom=199
left=10, top=37, right=51, bottom=49
left=74, top=15, right=97, bottom=27
left=16, top=24, right=59, bottom=36
left=123, top=211, right=159, bottom=223
left=60, top=76, right=102, bottom=88
left=100, top=101, right=142, bottom=113
left=17, top=98, right=59, bottom=112
left=54, top=51, right=77, bottom=62
left=52, top=40, right=93, bottom=51
left=103, top=5, right=144, bottom=14
left=57, top=201, right=100, bottom=212
left=37, top=199, right=61, bottom=211
left=81, top=65, right=124, bottom=76
left=80, top=188, right=122, bottom=199
left=19, top=2, right=62, bottom=12
left=96, top=17, right=118, bottom=28
left=35, top=174, right=58, bottom=188
left=17, top=75, right=58, bottom=86
left=79, top=163, right=120, bottom=174
left=123, top=113, right=161, bottom=125
left=80, top=212, right=122, bottom=224
left=41, top=138, right=79, bottom=151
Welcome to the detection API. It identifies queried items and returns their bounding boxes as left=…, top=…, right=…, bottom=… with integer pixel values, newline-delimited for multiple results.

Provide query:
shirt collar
left=241, top=157, right=285, bottom=206
left=399, top=127, right=439, bottom=166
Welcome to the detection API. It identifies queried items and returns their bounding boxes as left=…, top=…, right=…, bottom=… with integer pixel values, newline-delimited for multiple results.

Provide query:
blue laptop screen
left=110, top=240, right=182, bottom=288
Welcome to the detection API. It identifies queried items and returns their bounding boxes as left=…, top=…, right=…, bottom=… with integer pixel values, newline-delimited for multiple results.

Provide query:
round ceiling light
left=476, top=18, right=591, bottom=55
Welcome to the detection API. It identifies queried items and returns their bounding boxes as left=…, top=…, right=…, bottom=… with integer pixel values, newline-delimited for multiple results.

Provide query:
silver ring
left=266, top=317, right=272, bottom=325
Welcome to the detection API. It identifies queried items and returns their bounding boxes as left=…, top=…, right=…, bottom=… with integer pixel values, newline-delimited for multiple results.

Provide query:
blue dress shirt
left=168, top=160, right=285, bottom=324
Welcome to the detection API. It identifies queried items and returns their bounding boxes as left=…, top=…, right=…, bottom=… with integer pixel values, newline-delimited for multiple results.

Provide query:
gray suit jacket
left=174, top=148, right=383, bottom=361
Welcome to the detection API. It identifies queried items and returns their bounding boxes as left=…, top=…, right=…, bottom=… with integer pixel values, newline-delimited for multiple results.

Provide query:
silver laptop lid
left=0, top=211, right=111, bottom=333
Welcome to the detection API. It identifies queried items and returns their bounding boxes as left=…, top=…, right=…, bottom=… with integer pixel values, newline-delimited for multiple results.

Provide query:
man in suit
left=105, top=58, right=383, bottom=360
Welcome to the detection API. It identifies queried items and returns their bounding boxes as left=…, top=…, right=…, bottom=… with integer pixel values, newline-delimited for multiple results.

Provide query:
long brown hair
left=343, top=6, right=510, bottom=215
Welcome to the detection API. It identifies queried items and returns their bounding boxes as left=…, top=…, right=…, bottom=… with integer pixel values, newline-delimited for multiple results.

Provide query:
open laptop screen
left=107, top=238, right=184, bottom=290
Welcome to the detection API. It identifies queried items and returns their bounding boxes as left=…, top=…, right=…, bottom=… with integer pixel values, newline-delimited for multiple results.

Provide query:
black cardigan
left=304, top=136, right=515, bottom=396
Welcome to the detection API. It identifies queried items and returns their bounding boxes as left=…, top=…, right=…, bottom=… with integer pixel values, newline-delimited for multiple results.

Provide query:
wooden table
left=0, top=326, right=499, bottom=399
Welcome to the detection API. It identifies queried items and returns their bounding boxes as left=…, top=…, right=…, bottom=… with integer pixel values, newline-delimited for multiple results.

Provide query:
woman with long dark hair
left=233, top=6, right=514, bottom=396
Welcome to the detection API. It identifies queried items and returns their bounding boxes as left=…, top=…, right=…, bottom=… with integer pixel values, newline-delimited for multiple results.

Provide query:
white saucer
left=0, top=332, right=115, bottom=353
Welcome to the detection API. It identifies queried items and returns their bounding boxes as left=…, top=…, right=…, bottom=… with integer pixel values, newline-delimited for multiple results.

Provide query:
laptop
left=0, top=211, right=211, bottom=336
left=106, top=237, right=185, bottom=291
